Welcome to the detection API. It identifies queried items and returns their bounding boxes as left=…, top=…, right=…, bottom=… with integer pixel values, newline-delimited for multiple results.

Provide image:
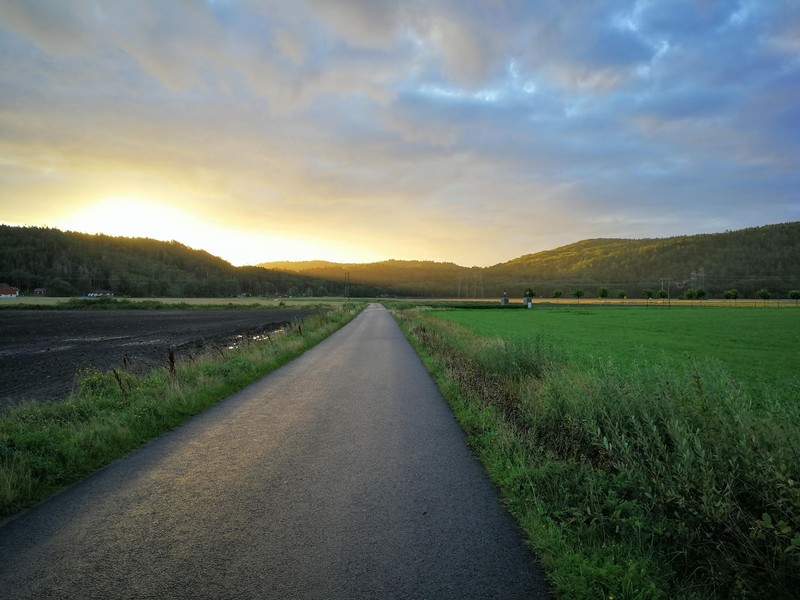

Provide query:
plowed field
left=0, top=309, right=314, bottom=410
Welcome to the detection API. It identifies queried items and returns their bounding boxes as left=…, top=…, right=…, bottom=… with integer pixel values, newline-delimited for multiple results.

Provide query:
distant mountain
left=0, top=225, right=339, bottom=298
left=262, top=260, right=344, bottom=272
left=266, top=222, right=800, bottom=298
left=259, top=259, right=466, bottom=297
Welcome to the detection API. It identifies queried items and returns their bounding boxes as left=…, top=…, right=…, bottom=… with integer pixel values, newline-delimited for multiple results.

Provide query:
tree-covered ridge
left=486, top=222, right=800, bottom=297
left=259, top=259, right=467, bottom=297
left=268, top=222, right=800, bottom=298
left=0, top=226, right=338, bottom=297
left=2, top=222, right=799, bottom=298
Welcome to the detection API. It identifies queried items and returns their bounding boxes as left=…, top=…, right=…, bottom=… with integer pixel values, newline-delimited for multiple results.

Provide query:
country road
left=0, top=304, right=551, bottom=599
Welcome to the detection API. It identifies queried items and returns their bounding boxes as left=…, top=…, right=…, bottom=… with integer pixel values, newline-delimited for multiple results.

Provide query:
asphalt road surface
left=0, top=304, right=551, bottom=599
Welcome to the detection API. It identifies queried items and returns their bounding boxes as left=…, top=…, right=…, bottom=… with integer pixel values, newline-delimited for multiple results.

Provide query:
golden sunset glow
left=56, top=198, right=199, bottom=241
left=1, top=2, right=798, bottom=267
left=52, top=197, right=385, bottom=266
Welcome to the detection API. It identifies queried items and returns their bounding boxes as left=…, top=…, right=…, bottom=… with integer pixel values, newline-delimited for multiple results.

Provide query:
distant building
left=34, top=288, right=47, bottom=296
left=88, top=290, right=114, bottom=297
left=0, top=283, right=19, bottom=298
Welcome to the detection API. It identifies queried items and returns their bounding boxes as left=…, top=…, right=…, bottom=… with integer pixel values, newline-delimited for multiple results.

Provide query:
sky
left=1, top=1, right=799, bottom=267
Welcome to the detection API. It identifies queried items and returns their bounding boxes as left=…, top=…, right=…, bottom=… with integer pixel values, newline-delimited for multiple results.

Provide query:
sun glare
left=53, top=197, right=383, bottom=266
left=56, top=198, right=200, bottom=241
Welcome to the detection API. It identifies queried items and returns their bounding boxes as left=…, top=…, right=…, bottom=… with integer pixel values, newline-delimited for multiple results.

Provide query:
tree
left=523, top=287, right=535, bottom=298
left=756, top=288, right=771, bottom=305
left=552, top=289, right=562, bottom=298
left=598, top=286, right=609, bottom=300
left=572, top=289, right=584, bottom=302
left=658, top=289, right=668, bottom=299
left=45, top=277, right=75, bottom=296
left=643, top=288, right=655, bottom=300
left=617, top=290, right=627, bottom=299
left=790, top=290, right=800, bottom=306
left=724, top=289, right=739, bottom=302
left=684, top=288, right=697, bottom=300
left=695, top=288, right=707, bottom=300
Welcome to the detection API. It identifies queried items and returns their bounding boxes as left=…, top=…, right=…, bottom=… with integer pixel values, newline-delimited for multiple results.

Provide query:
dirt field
left=0, top=308, right=315, bottom=411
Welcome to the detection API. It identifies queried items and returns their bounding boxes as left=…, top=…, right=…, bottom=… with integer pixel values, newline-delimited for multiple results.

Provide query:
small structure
left=500, top=290, right=509, bottom=305
left=87, top=290, right=114, bottom=297
left=523, top=287, right=534, bottom=309
left=34, top=288, right=47, bottom=296
left=0, top=283, right=19, bottom=298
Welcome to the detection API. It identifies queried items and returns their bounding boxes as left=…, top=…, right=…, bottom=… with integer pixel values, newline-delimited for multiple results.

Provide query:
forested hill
left=0, top=225, right=339, bottom=297
left=3, top=222, right=798, bottom=299
left=485, top=222, right=800, bottom=297
left=265, top=222, right=800, bottom=298
left=258, top=259, right=468, bottom=297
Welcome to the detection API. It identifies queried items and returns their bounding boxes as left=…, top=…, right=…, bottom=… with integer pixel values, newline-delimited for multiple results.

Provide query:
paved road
left=0, top=304, right=551, bottom=599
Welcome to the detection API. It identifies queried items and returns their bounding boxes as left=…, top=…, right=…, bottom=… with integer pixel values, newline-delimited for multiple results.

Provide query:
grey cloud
left=0, top=0, right=97, bottom=56
left=635, top=0, right=737, bottom=38
left=0, top=0, right=798, bottom=265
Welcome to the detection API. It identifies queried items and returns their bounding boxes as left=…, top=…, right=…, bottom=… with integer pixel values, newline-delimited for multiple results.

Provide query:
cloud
left=0, top=1, right=798, bottom=266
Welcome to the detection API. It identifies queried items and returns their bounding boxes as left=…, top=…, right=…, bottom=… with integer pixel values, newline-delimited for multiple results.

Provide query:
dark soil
left=0, top=309, right=314, bottom=411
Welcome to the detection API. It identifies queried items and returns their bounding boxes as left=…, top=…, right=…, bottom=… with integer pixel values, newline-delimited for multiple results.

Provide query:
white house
left=0, top=283, right=19, bottom=298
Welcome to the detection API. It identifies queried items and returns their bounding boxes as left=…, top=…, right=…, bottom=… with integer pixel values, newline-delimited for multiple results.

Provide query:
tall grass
left=0, top=305, right=363, bottom=520
left=393, top=306, right=800, bottom=599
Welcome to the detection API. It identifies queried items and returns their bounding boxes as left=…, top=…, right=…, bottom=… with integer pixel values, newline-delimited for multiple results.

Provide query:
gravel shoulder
left=0, top=308, right=314, bottom=410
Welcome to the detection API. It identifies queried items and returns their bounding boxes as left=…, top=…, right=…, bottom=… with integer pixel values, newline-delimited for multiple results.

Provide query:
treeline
left=485, top=222, right=800, bottom=299
left=3, top=222, right=799, bottom=299
left=0, top=226, right=345, bottom=298
left=264, top=222, right=800, bottom=299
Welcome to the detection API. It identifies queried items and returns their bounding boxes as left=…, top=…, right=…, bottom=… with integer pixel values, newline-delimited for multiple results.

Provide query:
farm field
left=0, top=296, right=346, bottom=308
left=433, top=305, right=800, bottom=393
left=0, top=307, right=317, bottom=410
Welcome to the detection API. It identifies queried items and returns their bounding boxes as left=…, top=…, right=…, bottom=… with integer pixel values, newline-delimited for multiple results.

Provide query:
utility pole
left=344, top=272, right=350, bottom=300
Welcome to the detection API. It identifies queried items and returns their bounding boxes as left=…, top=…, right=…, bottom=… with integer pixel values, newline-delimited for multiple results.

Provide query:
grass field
left=435, top=305, right=800, bottom=393
left=393, top=303, right=800, bottom=599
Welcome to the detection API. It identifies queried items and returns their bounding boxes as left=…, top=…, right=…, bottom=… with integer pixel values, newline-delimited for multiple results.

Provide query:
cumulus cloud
left=0, top=0, right=798, bottom=265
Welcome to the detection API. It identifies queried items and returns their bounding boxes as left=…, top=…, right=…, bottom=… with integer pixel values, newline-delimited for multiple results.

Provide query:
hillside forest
left=1, top=222, right=799, bottom=299
left=261, top=222, right=800, bottom=299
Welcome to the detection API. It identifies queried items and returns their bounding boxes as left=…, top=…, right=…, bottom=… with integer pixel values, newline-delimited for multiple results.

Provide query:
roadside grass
left=0, top=303, right=364, bottom=520
left=391, top=305, right=800, bottom=599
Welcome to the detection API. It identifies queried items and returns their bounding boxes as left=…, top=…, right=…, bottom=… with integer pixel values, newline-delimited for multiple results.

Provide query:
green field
left=434, top=305, right=800, bottom=392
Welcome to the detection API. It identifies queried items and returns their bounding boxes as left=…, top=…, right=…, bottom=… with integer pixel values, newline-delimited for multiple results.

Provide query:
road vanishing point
left=0, top=304, right=551, bottom=599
